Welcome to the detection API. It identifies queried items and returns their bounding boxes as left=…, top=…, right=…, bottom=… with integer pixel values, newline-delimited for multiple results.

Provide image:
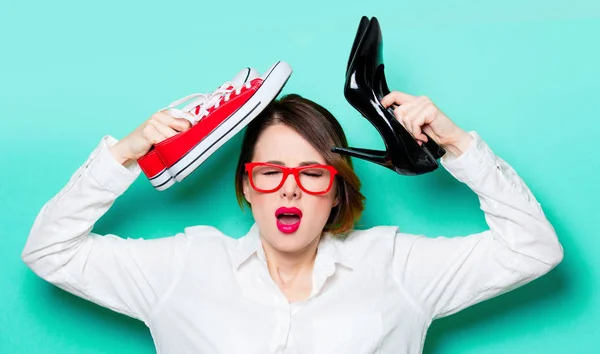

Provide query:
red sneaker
left=138, top=61, right=292, bottom=191
left=137, top=90, right=223, bottom=191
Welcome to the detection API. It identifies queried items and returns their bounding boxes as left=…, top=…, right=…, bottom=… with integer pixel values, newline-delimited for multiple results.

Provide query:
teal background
left=1, top=0, right=599, bottom=352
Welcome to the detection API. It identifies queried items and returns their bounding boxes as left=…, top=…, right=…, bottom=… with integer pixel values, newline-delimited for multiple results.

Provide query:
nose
left=279, top=173, right=301, bottom=199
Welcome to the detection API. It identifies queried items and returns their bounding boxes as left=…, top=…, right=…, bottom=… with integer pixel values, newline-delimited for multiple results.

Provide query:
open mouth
left=277, top=213, right=301, bottom=224
left=275, top=207, right=303, bottom=233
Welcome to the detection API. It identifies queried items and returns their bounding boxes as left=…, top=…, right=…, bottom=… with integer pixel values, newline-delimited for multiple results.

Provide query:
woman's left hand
left=381, top=91, right=472, bottom=156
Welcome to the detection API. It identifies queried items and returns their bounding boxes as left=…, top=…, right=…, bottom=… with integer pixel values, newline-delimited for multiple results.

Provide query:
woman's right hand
left=110, top=111, right=192, bottom=165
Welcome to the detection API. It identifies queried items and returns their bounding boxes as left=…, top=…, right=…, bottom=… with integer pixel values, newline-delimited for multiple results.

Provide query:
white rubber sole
left=149, top=168, right=175, bottom=191
left=168, top=61, right=293, bottom=182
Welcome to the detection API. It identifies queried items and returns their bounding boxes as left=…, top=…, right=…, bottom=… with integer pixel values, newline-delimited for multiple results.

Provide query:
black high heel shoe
left=346, top=16, right=370, bottom=74
left=332, top=16, right=446, bottom=175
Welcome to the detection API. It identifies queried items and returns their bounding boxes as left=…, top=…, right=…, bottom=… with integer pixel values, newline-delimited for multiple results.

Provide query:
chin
left=270, top=234, right=307, bottom=253
left=265, top=227, right=315, bottom=253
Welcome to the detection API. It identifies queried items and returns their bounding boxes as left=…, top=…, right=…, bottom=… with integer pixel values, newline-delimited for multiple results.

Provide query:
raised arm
left=380, top=91, right=562, bottom=319
left=22, top=111, right=192, bottom=323
left=392, top=131, right=563, bottom=319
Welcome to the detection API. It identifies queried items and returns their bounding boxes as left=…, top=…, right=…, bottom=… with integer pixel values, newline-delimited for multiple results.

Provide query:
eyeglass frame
left=244, top=162, right=339, bottom=195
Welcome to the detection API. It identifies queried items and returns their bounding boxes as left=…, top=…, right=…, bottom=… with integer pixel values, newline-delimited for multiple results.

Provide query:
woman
left=22, top=90, right=563, bottom=353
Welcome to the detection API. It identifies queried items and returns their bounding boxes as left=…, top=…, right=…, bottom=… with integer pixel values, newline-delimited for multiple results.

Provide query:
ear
left=243, top=177, right=252, bottom=204
left=332, top=180, right=340, bottom=208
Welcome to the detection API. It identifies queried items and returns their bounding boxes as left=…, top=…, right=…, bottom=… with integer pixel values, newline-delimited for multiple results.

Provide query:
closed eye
left=301, top=171, right=324, bottom=177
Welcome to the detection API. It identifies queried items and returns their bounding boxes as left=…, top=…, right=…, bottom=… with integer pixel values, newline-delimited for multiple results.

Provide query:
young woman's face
left=243, top=123, right=339, bottom=254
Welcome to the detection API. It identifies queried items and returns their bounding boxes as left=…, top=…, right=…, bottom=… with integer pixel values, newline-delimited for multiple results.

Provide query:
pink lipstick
left=275, top=207, right=303, bottom=234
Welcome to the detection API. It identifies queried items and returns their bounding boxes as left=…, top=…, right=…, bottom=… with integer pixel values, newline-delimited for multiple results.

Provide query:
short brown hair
left=234, top=94, right=365, bottom=237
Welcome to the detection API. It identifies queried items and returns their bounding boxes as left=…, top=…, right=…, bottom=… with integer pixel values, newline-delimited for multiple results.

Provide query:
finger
left=409, top=114, right=428, bottom=144
left=410, top=105, right=437, bottom=143
left=393, top=106, right=410, bottom=129
left=400, top=107, right=423, bottom=142
left=154, top=111, right=192, bottom=132
left=394, top=101, right=419, bottom=130
left=404, top=97, right=429, bottom=119
left=395, top=101, right=423, bottom=145
left=393, top=108, right=421, bottom=144
left=143, top=124, right=168, bottom=145
left=148, top=119, right=178, bottom=139
left=174, top=117, right=192, bottom=132
left=392, top=99, right=421, bottom=126
left=381, top=91, right=417, bottom=108
left=165, top=108, right=196, bottom=123
left=407, top=97, right=434, bottom=121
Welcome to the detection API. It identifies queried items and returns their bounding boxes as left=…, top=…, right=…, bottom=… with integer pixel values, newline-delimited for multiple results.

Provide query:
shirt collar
left=232, top=223, right=359, bottom=270
left=232, top=223, right=263, bottom=269
left=315, top=232, right=359, bottom=270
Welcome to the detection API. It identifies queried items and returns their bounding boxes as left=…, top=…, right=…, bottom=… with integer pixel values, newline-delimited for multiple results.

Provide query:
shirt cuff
left=440, top=131, right=499, bottom=184
left=87, top=135, right=142, bottom=196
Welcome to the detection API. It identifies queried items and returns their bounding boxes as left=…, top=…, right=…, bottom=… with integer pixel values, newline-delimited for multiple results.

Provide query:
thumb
left=380, top=91, right=415, bottom=108
left=380, top=94, right=395, bottom=108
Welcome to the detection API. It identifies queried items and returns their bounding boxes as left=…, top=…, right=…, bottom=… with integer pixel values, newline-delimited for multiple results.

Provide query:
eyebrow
left=266, top=160, right=323, bottom=166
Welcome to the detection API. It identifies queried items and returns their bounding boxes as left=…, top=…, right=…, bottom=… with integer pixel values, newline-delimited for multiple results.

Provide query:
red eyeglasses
left=245, top=162, right=338, bottom=195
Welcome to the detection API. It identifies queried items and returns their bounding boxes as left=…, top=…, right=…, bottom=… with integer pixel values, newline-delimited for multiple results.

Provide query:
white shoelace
left=161, top=81, right=253, bottom=125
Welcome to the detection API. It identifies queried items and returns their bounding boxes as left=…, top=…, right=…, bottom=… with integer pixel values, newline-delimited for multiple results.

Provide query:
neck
left=261, top=236, right=320, bottom=287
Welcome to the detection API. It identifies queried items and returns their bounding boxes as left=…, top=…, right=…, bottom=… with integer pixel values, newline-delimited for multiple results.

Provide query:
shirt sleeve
left=21, top=136, right=188, bottom=324
left=391, top=131, right=564, bottom=320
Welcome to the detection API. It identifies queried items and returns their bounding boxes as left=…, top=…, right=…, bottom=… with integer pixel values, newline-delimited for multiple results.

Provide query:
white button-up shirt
left=22, top=131, right=563, bottom=354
